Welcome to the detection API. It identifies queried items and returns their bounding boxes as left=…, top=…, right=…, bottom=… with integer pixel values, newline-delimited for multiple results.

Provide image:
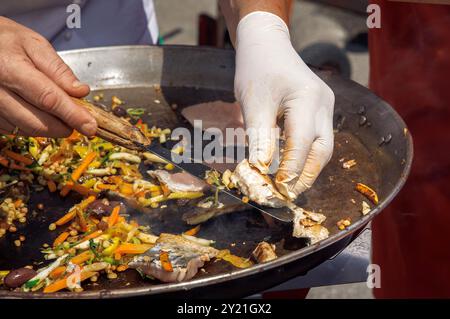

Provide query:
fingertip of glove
left=275, top=171, right=299, bottom=200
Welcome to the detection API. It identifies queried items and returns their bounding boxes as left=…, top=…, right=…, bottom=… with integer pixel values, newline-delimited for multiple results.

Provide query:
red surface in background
left=369, top=0, right=450, bottom=298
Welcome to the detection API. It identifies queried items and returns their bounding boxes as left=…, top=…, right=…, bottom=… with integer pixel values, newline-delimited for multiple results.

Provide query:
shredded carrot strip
left=71, top=152, right=97, bottom=182
left=96, top=183, right=117, bottom=191
left=43, top=271, right=96, bottom=293
left=72, top=183, right=97, bottom=196
left=119, top=183, right=133, bottom=195
left=114, top=252, right=122, bottom=260
left=47, top=179, right=57, bottom=193
left=135, top=190, right=147, bottom=198
left=66, top=130, right=81, bottom=142
left=107, top=176, right=123, bottom=184
left=160, top=184, right=171, bottom=197
left=0, top=156, right=9, bottom=167
left=81, top=195, right=97, bottom=208
left=116, top=265, right=128, bottom=272
left=76, top=210, right=88, bottom=232
left=78, top=230, right=103, bottom=244
left=3, top=150, right=33, bottom=165
left=60, top=181, right=74, bottom=197
left=9, top=163, right=31, bottom=171
left=53, top=231, right=70, bottom=247
left=183, top=225, right=201, bottom=236
left=49, top=266, right=66, bottom=280
left=13, top=199, right=22, bottom=208
left=115, top=243, right=152, bottom=255
left=70, top=250, right=94, bottom=265
left=55, top=210, right=77, bottom=226
left=108, top=205, right=121, bottom=227
left=160, top=251, right=173, bottom=272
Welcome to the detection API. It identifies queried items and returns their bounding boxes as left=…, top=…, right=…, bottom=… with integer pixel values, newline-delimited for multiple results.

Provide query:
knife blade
left=143, top=141, right=294, bottom=222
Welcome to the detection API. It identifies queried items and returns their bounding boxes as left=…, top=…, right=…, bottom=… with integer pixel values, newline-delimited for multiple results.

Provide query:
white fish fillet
left=292, top=207, right=329, bottom=244
left=230, top=159, right=287, bottom=208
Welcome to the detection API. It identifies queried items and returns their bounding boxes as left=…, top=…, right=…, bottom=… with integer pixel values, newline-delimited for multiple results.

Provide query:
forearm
left=219, top=0, right=291, bottom=46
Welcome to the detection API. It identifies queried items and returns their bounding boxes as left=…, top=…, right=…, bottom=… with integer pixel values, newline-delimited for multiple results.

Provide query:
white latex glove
left=234, top=11, right=335, bottom=200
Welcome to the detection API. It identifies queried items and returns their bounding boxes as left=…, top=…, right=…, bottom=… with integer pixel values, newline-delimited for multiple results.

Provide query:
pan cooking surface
left=0, top=46, right=412, bottom=298
left=0, top=86, right=379, bottom=293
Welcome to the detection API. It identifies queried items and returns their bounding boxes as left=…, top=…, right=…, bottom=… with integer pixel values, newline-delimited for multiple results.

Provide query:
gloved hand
left=234, top=11, right=335, bottom=200
left=0, top=17, right=96, bottom=137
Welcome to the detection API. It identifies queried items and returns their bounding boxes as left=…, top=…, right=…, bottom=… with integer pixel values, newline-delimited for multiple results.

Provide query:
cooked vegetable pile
left=0, top=98, right=256, bottom=293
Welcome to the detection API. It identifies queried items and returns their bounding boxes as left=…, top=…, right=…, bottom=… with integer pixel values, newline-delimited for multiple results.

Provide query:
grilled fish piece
left=230, top=159, right=287, bottom=208
left=147, top=170, right=209, bottom=193
left=292, top=207, right=329, bottom=244
left=128, top=233, right=218, bottom=283
left=73, top=98, right=150, bottom=150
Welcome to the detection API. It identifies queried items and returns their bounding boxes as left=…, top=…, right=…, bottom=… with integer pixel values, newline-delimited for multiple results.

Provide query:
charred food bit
left=230, top=159, right=287, bottom=208
left=292, top=207, right=329, bottom=244
left=128, top=233, right=218, bottom=283
left=342, top=159, right=357, bottom=169
left=361, top=201, right=371, bottom=216
left=337, top=218, right=352, bottom=230
left=355, top=183, right=379, bottom=205
left=252, top=242, right=277, bottom=263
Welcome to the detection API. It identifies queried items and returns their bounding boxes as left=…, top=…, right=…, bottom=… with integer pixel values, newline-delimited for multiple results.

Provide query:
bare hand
left=0, top=17, right=97, bottom=137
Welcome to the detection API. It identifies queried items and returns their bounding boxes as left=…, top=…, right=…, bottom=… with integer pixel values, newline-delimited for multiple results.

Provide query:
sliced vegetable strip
left=66, top=130, right=81, bottom=142
left=159, top=251, right=173, bottom=272
left=356, top=183, right=379, bottom=205
left=70, top=250, right=94, bottom=265
left=43, top=271, right=96, bottom=293
left=9, top=163, right=31, bottom=171
left=55, top=210, right=77, bottom=226
left=78, top=230, right=103, bottom=243
left=107, top=205, right=121, bottom=227
left=76, top=210, right=88, bottom=232
left=217, top=250, right=253, bottom=269
left=47, top=179, right=57, bottom=193
left=115, top=243, right=152, bottom=255
left=183, top=225, right=201, bottom=236
left=167, top=191, right=204, bottom=200
left=71, top=151, right=97, bottom=181
left=72, top=183, right=97, bottom=197
left=49, top=266, right=66, bottom=279
left=60, top=181, right=74, bottom=197
left=116, top=265, right=128, bottom=272
left=53, top=232, right=70, bottom=247
left=3, top=150, right=33, bottom=165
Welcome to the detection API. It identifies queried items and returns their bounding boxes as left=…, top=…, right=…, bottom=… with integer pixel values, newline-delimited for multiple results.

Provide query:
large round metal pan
left=0, top=46, right=412, bottom=298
